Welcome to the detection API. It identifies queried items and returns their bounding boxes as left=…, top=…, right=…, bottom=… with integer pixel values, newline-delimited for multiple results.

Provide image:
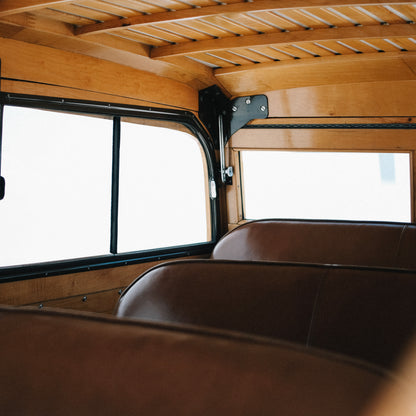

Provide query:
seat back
left=211, top=220, right=416, bottom=269
left=116, top=260, right=416, bottom=368
left=0, top=306, right=385, bottom=416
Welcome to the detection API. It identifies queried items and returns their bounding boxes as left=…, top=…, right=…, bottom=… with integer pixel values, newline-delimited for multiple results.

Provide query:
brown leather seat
left=116, top=260, right=416, bottom=369
left=211, top=219, right=416, bottom=269
left=0, top=305, right=386, bottom=416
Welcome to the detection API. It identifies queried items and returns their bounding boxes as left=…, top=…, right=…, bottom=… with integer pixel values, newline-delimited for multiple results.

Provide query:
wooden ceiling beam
left=215, top=51, right=416, bottom=94
left=151, top=23, right=416, bottom=59
left=0, top=18, right=216, bottom=90
left=0, top=1, right=72, bottom=17
left=0, top=12, right=75, bottom=36
left=75, top=0, right=415, bottom=36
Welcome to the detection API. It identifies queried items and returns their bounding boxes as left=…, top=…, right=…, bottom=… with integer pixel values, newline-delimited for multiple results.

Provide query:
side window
left=0, top=105, right=212, bottom=269
left=0, top=107, right=113, bottom=266
left=118, top=117, right=209, bottom=252
left=241, top=150, right=411, bottom=222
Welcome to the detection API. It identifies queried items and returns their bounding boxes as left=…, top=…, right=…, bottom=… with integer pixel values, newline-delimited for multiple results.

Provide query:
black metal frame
left=199, top=85, right=269, bottom=148
left=0, top=92, right=219, bottom=283
left=0, top=60, right=4, bottom=201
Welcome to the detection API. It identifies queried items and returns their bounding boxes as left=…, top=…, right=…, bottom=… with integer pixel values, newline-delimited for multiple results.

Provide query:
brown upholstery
left=309, top=267, right=416, bottom=368
left=0, top=306, right=385, bottom=416
left=211, top=219, right=416, bottom=269
left=116, top=260, right=416, bottom=369
left=117, top=260, right=323, bottom=344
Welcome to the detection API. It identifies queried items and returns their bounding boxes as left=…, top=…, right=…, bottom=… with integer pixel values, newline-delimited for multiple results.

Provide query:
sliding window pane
left=118, top=119, right=208, bottom=252
left=0, top=107, right=112, bottom=266
left=241, top=151, right=411, bottom=222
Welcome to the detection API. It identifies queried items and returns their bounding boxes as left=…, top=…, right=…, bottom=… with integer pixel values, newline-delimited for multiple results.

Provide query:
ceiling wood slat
left=74, top=0, right=416, bottom=36
left=151, top=22, right=416, bottom=59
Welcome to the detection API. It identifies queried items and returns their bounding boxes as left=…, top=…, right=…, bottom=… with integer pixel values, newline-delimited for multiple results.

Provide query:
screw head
left=260, top=105, right=266, bottom=112
left=245, top=98, right=251, bottom=105
left=232, top=106, right=238, bottom=112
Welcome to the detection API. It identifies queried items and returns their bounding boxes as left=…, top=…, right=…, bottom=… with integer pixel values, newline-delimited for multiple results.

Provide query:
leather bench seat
left=211, top=219, right=416, bottom=269
left=116, top=260, right=416, bottom=369
left=0, top=305, right=386, bottom=416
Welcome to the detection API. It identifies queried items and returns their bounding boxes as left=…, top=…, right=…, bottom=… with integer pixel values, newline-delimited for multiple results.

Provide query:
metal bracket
left=229, top=95, right=268, bottom=138
left=199, top=86, right=269, bottom=147
left=199, top=86, right=269, bottom=185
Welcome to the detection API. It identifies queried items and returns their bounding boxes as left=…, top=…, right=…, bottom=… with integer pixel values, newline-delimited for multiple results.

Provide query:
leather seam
left=306, top=268, right=328, bottom=347
left=395, top=224, right=407, bottom=267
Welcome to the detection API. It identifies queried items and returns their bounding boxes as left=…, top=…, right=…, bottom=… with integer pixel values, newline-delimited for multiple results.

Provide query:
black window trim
left=0, top=93, right=219, bottom=283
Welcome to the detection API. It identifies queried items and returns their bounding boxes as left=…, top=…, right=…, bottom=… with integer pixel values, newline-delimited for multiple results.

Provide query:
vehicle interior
left=1, top=1, right=416, bottom=414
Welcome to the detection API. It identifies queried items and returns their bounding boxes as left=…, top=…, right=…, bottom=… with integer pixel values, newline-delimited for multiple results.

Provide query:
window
left=0, top=107, right=113, bottom=266
left=241, top=151, right=411, bottom=222
left=0, top=103, right=213, bottom=270
left=118, top=118, right=209, bottom=252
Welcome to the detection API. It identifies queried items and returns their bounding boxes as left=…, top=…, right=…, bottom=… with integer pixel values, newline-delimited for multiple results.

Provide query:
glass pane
left=118, top=119, right=209, bottom=252
left=0, top=107, right=112, bottom=267
left=241, top=151, right=411, bottom=222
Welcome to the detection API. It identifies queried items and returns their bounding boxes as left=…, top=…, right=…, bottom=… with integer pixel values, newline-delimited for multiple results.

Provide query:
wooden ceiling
left=1, top=1, right=416, bottom=95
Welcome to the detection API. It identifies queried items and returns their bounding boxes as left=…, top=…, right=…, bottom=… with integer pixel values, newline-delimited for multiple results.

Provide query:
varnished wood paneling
left=1, top=80, right=198, bottom=112
left=230, top=128, right=416, bottom=150
left=0, top=37, right=199, bottom=111
left=0, top=255, right=209, bottom=311
left=27, top=288, right=124, bottom=314
left=264, top=81, right=416, bottom=117
left=1, top=80, right=192, bottom=111
left=216, top=52, right=416, bottom=95
left=0, top=261, right=160, bottom=306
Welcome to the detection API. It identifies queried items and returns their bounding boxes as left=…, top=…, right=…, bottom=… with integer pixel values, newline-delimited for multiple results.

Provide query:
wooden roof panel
left=47, top=3, right=118, bottom=21
left=120, top=27, right=172, bottom=45
left=330, top=6, right=376, bottom=26
left=247, top=11, right=300, bottom=31
left=394, top=37, right=416, bottom=51
left=35, top=7, right=99, bottom=25
left=77, top=1, right=141, bottom=17
left=275, top=9, right=330, bottom=29
left=294, top=41, right=335, bottom=57
left=96, top=0, right=149, bottom=14
left=2, top=1, right=416, bottom=94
